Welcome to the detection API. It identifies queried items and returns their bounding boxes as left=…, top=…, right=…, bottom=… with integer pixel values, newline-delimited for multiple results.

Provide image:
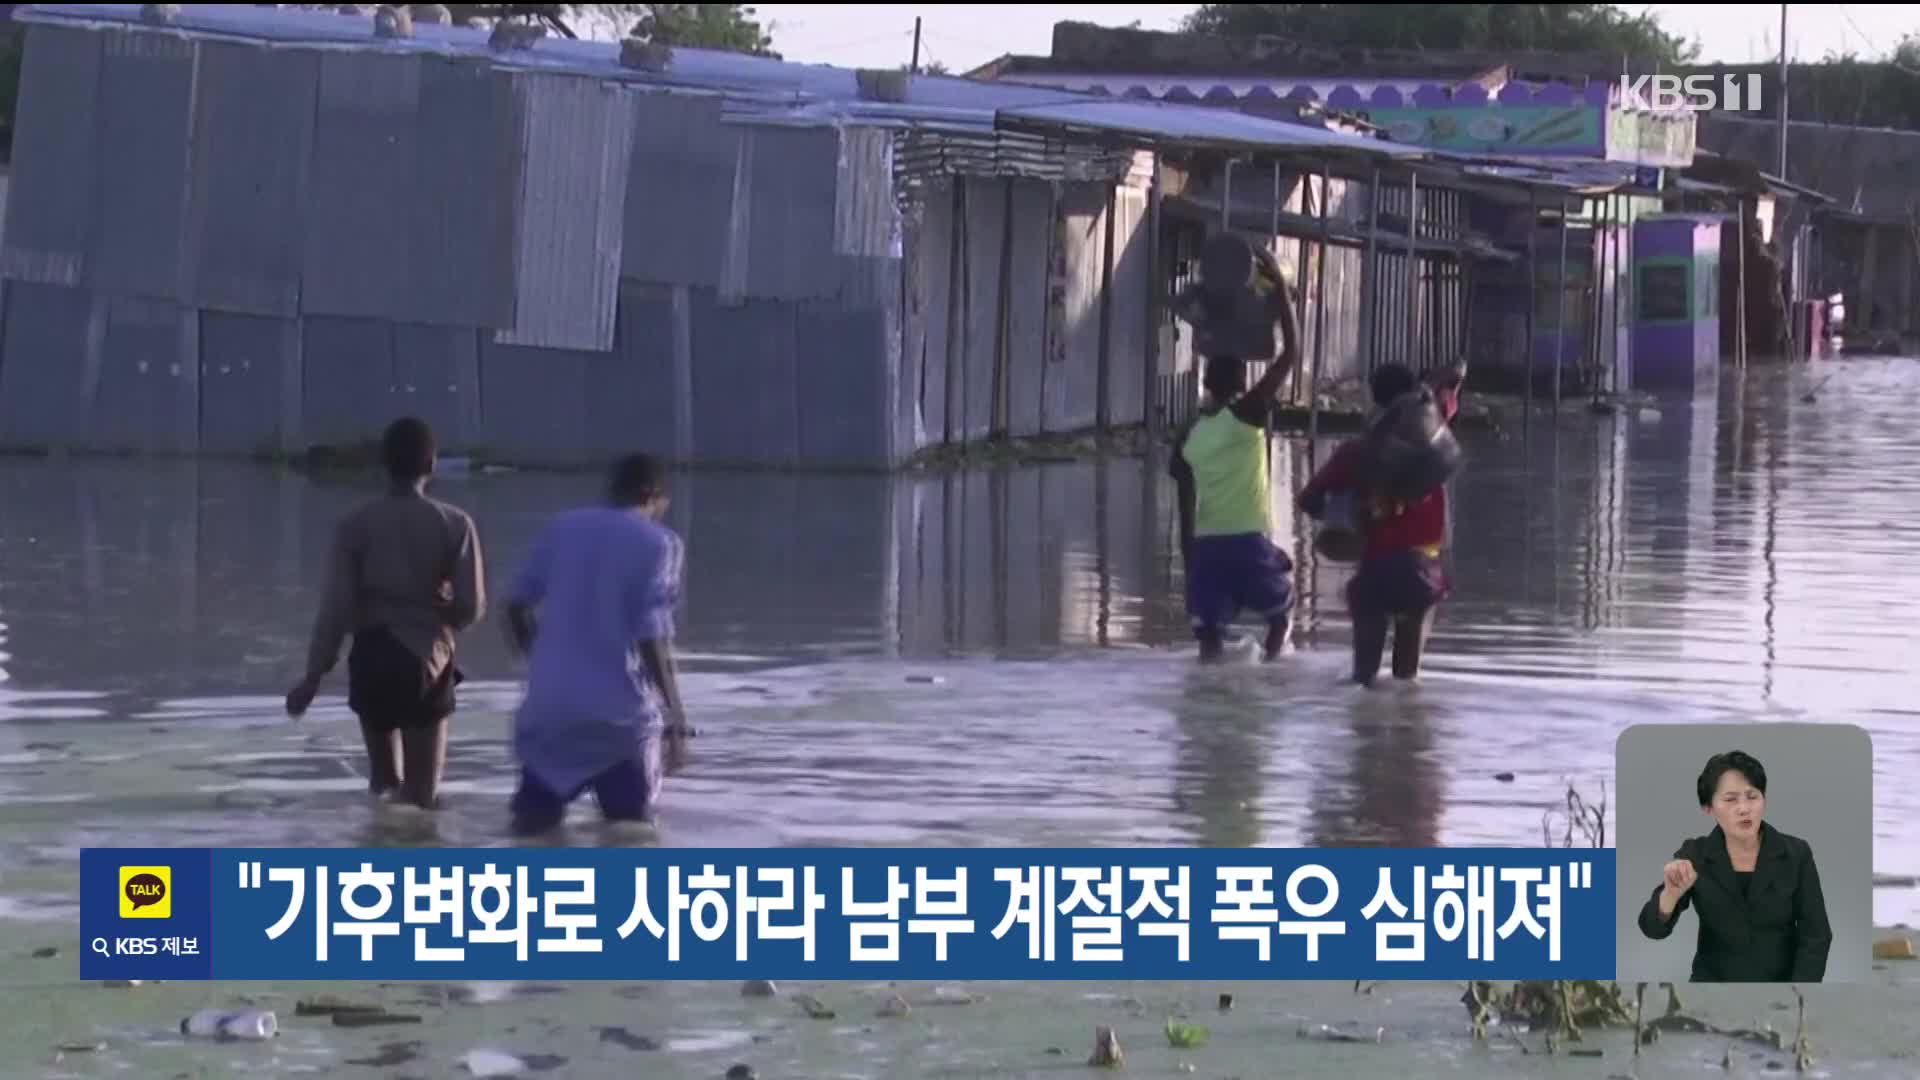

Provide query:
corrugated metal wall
left=411, top=57, right=522, bottom=330
left=302, top=52, right=422, bottom=321
left=0, top=26, right=102, bottom=287
left=0, top=282, right=92, bottom=448
left=0, top=18, right=1170, bottom=468
left=1049, top=183, right=1110, bottom=434
left=94, top=29, right=196, bottom=302
left=1004, top=180, right=1053, bottom=439
left=495, top=73, right=637, bottom=352
left=186, top=41, right=318, bottom=319
left=622, top=93, right=733, bottom=290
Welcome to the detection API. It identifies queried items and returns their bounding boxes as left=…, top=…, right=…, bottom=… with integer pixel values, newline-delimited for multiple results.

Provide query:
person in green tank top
left=1168, top=274, right=1301, bottom=663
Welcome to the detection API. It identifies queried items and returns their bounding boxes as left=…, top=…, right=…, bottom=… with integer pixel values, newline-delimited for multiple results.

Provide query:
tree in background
left=1182, top=4, right=1700, bottom=69
left=436, top=4, right=774, bottom=53
left=626, top=4, right=774, bottom=55
left=1896, top=33, right=1920, bottom=73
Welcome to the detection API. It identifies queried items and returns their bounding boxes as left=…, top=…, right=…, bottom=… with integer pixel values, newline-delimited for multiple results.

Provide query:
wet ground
left=1, top=361, right=1918, bottom=1076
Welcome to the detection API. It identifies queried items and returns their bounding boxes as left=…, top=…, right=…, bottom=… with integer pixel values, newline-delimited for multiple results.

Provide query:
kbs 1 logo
left=118, top=866, right=171, bottom=919
left=1618, top=73, right=1765, bottom=113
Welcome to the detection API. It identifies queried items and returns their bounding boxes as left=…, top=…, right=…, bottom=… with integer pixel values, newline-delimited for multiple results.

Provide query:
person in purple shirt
left=503, top=454, right=690, bottom=836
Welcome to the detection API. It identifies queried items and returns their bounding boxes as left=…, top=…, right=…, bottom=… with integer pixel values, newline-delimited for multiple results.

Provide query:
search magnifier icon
left=90, top=937, right=109, bottom=957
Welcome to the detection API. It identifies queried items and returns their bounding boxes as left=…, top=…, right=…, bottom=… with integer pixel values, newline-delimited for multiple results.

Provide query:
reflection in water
left=1169, top=669, right=1271, bottom=848
left=1304, top=690, right=1446, bottom=851
left=0, top=364, right=1919, bottom=922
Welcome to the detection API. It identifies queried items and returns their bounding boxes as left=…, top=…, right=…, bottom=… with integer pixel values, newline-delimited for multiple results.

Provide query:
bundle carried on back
left=1365, top=382, right=1464, bottom=504
left=1173, top=232, right=1291, bottom=361
left=1307, top=368, right=1466, bottom=564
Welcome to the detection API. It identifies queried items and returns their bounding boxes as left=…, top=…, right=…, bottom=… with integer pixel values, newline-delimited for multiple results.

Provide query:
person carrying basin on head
left=1167, top=232, right=1303, bottom=664
left=286, top=416, right=487, bottom=810
left=1296, top=359, right=1466, bottom=687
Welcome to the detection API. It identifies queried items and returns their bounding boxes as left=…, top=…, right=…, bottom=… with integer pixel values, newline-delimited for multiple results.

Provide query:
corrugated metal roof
left=992, top=99, right=1420, bottom=160
left=14, top=4, right=1092, bottom=123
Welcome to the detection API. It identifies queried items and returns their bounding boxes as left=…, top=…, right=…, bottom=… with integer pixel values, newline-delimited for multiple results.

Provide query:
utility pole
left=1777, top=4, right=1789, bottom=179
left=910, top=16, right=922, bottom=74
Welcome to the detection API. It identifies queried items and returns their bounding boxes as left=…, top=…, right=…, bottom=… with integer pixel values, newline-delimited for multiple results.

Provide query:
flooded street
left=2, top=360, right=1919, bottom=1076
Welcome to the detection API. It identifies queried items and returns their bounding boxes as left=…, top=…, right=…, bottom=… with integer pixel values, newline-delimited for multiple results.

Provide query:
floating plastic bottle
left=181, top=1008, right=278, bottom=1041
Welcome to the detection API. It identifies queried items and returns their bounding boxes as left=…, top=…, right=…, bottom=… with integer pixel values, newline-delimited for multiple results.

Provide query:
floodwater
left=1, top=360, right=1918, bottom=1076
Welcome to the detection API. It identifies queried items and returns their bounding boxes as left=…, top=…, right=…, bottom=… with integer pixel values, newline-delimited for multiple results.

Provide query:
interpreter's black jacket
left=1637, top=822, right=1832, bottom=983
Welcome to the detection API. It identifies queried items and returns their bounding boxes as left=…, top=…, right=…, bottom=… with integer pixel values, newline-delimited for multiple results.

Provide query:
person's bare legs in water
left=354, top=718, right=449, bottom=807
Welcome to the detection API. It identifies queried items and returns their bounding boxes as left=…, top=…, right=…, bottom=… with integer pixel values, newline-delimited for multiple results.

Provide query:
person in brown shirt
left=285, top=417, right=486, bottom=810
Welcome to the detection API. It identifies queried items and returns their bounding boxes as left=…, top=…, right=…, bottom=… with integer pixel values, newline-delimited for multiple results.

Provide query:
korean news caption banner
left=80, top=848, right=1617, bottom=982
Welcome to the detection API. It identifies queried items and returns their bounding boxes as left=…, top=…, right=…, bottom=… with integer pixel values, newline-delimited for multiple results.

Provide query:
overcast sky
left=744, top=4, right=1918, bottom=72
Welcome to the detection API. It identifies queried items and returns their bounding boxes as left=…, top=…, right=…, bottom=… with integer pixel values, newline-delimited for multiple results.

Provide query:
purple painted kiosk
left=1630, top=214, right=1721, bottom=394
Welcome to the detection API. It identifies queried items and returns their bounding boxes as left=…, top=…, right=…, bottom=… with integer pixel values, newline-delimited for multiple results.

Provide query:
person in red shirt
left=1297, top=361, right=1466, bottom=687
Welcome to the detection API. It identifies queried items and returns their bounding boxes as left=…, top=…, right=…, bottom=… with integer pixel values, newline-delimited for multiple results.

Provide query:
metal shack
left=0, top=3, right=1411, bottom=469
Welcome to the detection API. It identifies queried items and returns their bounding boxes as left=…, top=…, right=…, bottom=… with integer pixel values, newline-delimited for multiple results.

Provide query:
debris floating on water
left=31, top=946, right=58, bottom=958
left=295, top=996, right=377, bottom=1017
left=181, top=1009, right=278, bottom=1041
left=906, top=675, right=945, bottom=685
left=346, top=1042, right=424, bottom=1067
left=740, top=979, right=778, bottom=998
left=332, top=1007, right=423, bottom=1028
left=725, top=1066, right=759, bottom=1080
left=793, top=993, right=836, bottom=1019
left=1088, top=1025, right=1124, bottom=1067
left=1872, top=934, right=1916, bottom=960
left=878, top=994, right=912, bottom=1018
left=1494, top=772, right=1516, bottom=783
left=461, top=1049, right=528, bottom=1077
left=597, top=1026, right=663, bottom=1052
left=1298, top=1022, right=1385, bottom=1044
left=1218, top=992, right=1235, bottom=1012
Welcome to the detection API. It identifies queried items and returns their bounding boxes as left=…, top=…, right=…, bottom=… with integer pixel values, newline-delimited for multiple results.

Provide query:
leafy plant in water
left=1164, top=1018, right=1210, bottom=1049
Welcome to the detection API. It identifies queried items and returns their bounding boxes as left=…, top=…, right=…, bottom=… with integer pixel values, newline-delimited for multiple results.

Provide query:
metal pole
left=1293, top=169, right=1311, bottom=382
left=1269, top=161, right=1281, bottom=456
left=1555, top=197, right=1570, bottom=406
left=1612, top=193, right=1629, bottom=396
left=1146, top=154, right=1163, bottom=436
left=1405, top=172, right=1419, bottom=368
left=1737, top=199, right=1749, bottom=368
left=1777, top=3, right=1789, bottom=180
left=1525, top=188, right=1537, bottom=439
left=1275, top=162, right=1296, bottom=404
left=1221, top=158, right=1233, bottom=229
left=1310, top=159, right=1332, bottom=446
left=1591, top=194, right=1607, bottom=402
left=1361, top=165, right=1381, bottom=375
